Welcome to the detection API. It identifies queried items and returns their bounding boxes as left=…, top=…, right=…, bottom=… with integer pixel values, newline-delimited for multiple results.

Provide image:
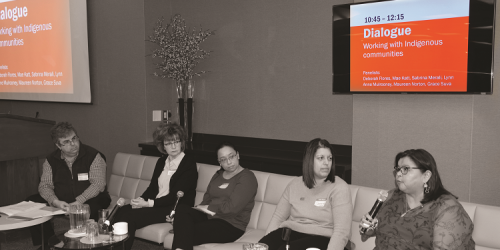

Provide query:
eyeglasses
left=393, top=166, right=420, bottom=175
left=218, top=153, right=237, bottom=164
left=164, top=140, right=181, bottom=147
left=59, top=135, right=79, bottom=146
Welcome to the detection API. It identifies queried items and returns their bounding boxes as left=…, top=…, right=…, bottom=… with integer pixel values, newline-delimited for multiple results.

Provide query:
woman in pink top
left=259, top=138, right=352, bottom=250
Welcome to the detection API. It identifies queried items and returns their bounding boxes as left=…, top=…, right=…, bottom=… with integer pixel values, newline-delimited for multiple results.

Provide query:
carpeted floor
left=0, top=216, right=164, bottom=250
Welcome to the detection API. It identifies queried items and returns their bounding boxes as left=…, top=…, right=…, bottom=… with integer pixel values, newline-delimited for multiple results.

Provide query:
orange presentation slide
left=350, top=17, right=469, bottom=92
left=0, top=0, right=73, bottom=93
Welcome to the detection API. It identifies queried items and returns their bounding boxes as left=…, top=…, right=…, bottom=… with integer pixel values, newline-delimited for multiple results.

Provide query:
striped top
left=39, top=152, right=106, bottom=205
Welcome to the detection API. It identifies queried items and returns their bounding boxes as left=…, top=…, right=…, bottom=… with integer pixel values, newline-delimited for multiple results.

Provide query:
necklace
left=401, top=195, right=423, bottom=217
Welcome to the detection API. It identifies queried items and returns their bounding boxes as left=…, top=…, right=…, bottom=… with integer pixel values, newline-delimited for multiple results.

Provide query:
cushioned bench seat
left=108, top=153, right=500, bottom=250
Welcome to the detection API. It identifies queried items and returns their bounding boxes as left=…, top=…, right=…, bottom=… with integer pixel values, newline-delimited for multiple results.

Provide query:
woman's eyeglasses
left=218, top=153, right=237, bottom=164
left=164, top=140, right=181, bottom=147
left=393, top=166, right=419, bottom=175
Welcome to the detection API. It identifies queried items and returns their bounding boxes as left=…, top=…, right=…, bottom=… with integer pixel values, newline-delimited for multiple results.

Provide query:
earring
left=424, top=182, right=429, bottom=193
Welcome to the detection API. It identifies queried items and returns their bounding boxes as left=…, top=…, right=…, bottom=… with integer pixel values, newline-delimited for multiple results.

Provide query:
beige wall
left=144, top=0, right=353, bottom=145
left=352, top=2, right=500, bottom=206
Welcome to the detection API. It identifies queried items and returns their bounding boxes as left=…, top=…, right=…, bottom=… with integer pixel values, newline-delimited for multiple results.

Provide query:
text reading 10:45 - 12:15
left=364, top=14, right=405, bottom=24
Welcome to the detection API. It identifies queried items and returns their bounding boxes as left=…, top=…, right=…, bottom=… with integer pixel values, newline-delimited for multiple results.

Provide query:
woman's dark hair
left=153, top=122, right=186, bottom=154
left=216, top=142, right=239, bottom=156
left=51, top=122, right=78, bottom=145
left=394, top=149, right=456, bottom=204
left=302, top=138, right=335, bottom=189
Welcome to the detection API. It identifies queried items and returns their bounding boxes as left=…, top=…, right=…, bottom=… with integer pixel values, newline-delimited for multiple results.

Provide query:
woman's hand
left=359, top=213, right=378, bottom=236
left=131, top=197, right=148, bottom=208
left=165, top=215, right=174, bottom=223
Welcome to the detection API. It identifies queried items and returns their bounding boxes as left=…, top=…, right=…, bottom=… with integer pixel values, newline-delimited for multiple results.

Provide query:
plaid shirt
left=39, top=153, right=106, bottom=205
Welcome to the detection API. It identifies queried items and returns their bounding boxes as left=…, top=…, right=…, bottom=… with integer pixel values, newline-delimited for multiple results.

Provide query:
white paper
left=192, top=206, right=215, bottom=216
left=0, top=201, right=65, bottom=219
left=0, top=201, right=46, bottom=216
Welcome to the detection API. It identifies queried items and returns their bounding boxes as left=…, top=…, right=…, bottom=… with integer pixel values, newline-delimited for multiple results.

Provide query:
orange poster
left=0, top=0, right=73, bottom=93
left=350, top=17, right=469, bottom=92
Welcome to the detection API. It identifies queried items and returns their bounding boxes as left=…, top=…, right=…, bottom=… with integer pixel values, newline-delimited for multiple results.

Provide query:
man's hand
left=52, top=199, right=70, bottom=211
left=69, top=201, right=83, bottom=206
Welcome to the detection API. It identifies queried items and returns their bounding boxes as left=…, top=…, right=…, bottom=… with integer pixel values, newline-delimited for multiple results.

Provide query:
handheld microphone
left=104, top=198, right=125, bottom=226
left=360, top=190, right=388, bottom=234
left=169, top=191, right=184, bottom=218
left=282, top=227, right=291, bottom=250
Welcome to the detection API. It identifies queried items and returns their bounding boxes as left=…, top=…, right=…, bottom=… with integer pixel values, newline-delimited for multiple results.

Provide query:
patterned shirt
left=39, top=153, right=106, bottom=205
left=371, top=189, right=475, bottom=250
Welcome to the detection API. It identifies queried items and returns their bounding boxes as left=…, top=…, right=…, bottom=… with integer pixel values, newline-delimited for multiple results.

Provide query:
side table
left=0, top=214, right=53, bottom=250
left=48, top=232, right=128, bottom=250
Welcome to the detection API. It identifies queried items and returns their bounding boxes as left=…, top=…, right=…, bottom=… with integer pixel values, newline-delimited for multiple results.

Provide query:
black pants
left=26, top=192, right=111, bottom=246
left=112, top=204, right=174, bottom=250
left=172, top=204, right=245, bottom=250
left=259, top=228, right=334, bottom=250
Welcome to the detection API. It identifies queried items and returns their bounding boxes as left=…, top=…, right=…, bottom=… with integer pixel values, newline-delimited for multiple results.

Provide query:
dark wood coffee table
left=48, top=231, right=128, bottom=250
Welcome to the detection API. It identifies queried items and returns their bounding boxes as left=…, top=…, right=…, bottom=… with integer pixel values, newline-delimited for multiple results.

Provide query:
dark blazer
left=140, top=153, right=198, bottom=208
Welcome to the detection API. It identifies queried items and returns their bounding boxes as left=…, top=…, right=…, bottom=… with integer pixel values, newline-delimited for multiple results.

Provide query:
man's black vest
left=46, top=143, right=100, bottom=203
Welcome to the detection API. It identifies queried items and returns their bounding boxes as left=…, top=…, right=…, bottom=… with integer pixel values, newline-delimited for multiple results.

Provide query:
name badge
left=314, top=198, right=327, bottom=207
left=219, top=183, right=229, bottom=189
left=167, top=170, right=176, bottom=176
left=77, top=173, right=89, bottom=181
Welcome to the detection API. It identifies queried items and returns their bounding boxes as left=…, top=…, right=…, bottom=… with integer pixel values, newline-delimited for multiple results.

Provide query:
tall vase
left=176, top=80, right=185, bottom=127
left=176, top=79, right=195, bottom=142
left=186, top=79, right=195, bottom=142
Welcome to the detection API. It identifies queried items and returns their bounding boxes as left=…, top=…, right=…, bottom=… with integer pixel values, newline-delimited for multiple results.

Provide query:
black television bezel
left=332, top=0, right=496, bottom=94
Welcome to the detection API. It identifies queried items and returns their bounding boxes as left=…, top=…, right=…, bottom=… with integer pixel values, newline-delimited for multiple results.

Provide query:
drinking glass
left=86, top=220, right=99, bottom=243
left=97, top=209, right=109, bottom=234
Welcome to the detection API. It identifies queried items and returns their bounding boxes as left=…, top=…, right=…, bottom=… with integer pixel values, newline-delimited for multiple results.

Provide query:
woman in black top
left=113, top=122, right=198, bottom=250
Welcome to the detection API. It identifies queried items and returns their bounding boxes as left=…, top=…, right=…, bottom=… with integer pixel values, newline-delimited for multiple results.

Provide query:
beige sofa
left=108, top=153, right=500, bottom=250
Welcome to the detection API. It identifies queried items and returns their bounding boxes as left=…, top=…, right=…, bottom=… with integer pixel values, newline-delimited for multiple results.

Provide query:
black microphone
left=169, top=191, right=184, bottom=218
left=282, top=227, right=291, bottom=250
left=360, top=190, right=388, bottom=234
left=104, top=198, right=125, bottom=226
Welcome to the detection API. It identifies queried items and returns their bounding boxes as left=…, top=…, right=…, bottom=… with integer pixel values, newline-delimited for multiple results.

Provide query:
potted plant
left=148, top=14, right=214, bottom=141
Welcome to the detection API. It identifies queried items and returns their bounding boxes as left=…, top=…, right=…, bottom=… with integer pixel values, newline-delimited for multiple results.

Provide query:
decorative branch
left=148, top=14, right=215, bottom=82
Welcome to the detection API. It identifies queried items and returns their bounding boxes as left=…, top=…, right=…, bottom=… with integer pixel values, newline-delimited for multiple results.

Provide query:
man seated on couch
left=27, top=121, right=111, bottom=249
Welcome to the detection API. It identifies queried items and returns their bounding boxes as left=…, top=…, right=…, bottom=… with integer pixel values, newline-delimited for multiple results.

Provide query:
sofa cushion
left=472, top=205, right=500, bottom=249
left=136, top=222, right=172, bottom=244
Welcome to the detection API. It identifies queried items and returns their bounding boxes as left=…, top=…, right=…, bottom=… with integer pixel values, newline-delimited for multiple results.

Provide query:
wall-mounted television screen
left=332, top=0, right=495, bottom=94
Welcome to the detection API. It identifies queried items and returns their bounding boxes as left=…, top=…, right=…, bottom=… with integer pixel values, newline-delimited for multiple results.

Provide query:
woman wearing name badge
left=259, top=138, right=353, bottom=250
left=170, top=142, right=258, bottom=250
left=359, top=149, right=475, bottom=250
left=112, top=122, right=198, bottom=250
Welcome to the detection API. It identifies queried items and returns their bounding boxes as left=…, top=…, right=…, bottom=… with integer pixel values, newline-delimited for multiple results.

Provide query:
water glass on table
left=97, top=209, right=109, bottom=234
left=86, top=219, right=99, bottom=243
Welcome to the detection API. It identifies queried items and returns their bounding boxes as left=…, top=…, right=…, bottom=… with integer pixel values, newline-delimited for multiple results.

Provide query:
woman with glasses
left=171, top=142, right=258, bottom=250
left=259, top=138, right=352, bottom=250
left=359, top=149, right=475, bottom=249
left=113, top=122, right=198, bottom=250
